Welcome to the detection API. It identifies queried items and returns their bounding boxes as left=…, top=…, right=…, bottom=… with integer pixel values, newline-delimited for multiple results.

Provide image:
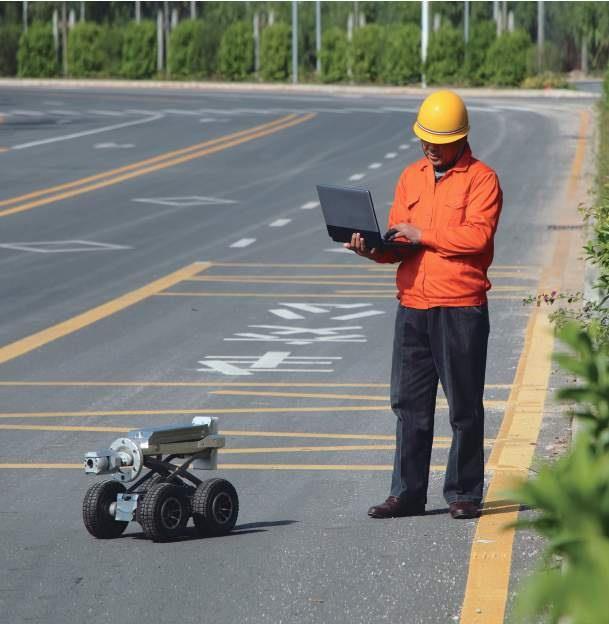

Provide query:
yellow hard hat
left=413, top=90, right=469, bottom=144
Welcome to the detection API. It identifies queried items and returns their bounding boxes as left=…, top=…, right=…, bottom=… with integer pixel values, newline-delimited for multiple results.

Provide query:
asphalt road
left=0, top=85, right=595, bottom=624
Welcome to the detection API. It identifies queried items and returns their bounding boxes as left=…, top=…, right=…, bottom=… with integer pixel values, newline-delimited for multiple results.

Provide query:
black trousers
left=389, top=304, right=489, bottom=506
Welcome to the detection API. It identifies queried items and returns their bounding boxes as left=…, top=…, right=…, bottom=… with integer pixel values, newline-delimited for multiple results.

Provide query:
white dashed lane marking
left=349, top=173, right=365, bottom=181
left=269, top=219, right=291, bottom=228
left=384, top=152, right=397, bottom=159
left=399, top=144, right=410, bottom=150
left=230, top=238, right=256, bottom=248
left=301, top=201, right=319, bottom=210
left=368, top=163, right=382, bottom=169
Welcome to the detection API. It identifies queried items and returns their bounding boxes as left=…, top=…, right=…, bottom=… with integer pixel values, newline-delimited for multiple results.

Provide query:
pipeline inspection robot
left=82, top=417, right=238, bottom=542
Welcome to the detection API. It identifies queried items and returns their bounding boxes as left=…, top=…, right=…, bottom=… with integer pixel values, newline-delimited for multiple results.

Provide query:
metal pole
left=316, top=0, right=321, bottom=75
left=493, top=0, right=500, bottom=36
left=190, top=1, right=196, bottom=20
left=464, top=0, right=469, bottom=44
left=537, top=0, right=544, bottom=73
left=253, top=13, right=260, bottom=76
left=421, top=0, right=429, bottom=88
left=157, top=10, right=164, bottom=73
left=291, top=1, right=298, bottom=84
left=135, top=1, right=141, bottom=23
left=23, top=0, right=28, bottom=32
left=80, top=1, right=85, bottom=22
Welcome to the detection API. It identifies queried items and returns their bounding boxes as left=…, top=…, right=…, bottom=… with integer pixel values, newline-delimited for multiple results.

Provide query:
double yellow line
left=0, top=112, right=315, bottom=219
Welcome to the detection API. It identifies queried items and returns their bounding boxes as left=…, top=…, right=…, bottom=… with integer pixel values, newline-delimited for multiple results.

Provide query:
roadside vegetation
left=511, top=69, right=609, bottom=623
left=0, top=1, right=608, bottom=87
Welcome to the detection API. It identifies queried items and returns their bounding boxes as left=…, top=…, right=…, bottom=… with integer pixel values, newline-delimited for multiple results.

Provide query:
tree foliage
left=17, top=22, right=58, bottom=78
left=351, top=24, right=384, bottom=83
left=320, top=27, right=348, bottom=84
left=0, top=24, right=20, bottom=76
left=260, top=23, right=291, bottom=82
left=218, top=21, right=254, bottom=81
left=168, top=19, right=219, bottom=79
left=121, top=21, right=156, bottom=79
left=380, top=24, right=420, bottom=85
left=482, top=29, right=531, bottom=86
left=425, top=26, right=465, bottom=85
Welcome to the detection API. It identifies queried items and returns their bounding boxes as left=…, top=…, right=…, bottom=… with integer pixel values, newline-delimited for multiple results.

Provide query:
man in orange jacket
left=346, top=91, right=502, bottom=520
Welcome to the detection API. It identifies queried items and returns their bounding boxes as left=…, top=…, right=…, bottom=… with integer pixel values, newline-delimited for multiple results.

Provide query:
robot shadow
left=127, top=519, right=299, bottom=542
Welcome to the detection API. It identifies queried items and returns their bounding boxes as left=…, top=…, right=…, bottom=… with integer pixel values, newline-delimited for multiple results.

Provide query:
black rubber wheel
left=192, top=478, right=239, bottom=537
left=82, top=480, right=128, bottom=539
left=138, top=482, right=189, bottom=542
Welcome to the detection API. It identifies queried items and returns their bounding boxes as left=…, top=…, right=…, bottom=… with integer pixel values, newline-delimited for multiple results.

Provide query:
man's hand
left=386, top=222, right=422, bottom=244
left=344, top=232, right=377, bottom=258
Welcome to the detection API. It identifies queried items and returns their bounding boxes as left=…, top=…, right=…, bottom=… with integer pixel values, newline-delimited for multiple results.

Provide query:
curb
left=0, top=78, right=600, bottom=100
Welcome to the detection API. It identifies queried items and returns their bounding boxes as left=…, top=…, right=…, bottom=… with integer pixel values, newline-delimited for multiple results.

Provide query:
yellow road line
left=156, top=291, right=398, bottom=298
left=0, top=114, right=315, bottom=218
left=0, top=462, right=437, bottom=472
left=0, top=406, right=391, bottom=419
left=567, top=110, right=590, bottom=201
left=0, top=424, right=495, bottom=445
left=212, top=389, right=507, bottom=409
left=0, top=262, right=209, bottom=365
left=460, top=227, right=575, bottom=621
left=0, top=114, right=298, bottom=208
left=0, top=381, right=514, bottom=389
left=211, top=389, right=389, bottom=401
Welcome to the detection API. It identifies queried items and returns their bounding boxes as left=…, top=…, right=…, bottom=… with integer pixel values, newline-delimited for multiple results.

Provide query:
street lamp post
left=292, top=1, right=298, bottom=84
left=421, top=0, right=429, bottom=88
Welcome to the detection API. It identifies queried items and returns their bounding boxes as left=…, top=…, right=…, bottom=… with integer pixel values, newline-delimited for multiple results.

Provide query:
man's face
left=420, top=137, right=466, bottom=169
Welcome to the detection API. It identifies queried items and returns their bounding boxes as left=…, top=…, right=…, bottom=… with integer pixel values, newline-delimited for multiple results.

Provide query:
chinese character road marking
left=225, top=325, right=366, bottom=345
left=197, top=352, right=342, bottom=376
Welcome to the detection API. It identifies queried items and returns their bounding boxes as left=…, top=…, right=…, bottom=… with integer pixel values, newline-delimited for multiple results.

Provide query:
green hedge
left=218, top=21, right=253, bottom=81
left=482, top=30, right=530, bottom=86
left=0, top=24, right=20, bottom=76
left=168, top=19, right=219, bottom=79
left=121, top=20, right=156, bottom=79
left=68, top=23, right=123, bottom=77
left=425, top=26, right=465, bottom=85
left=351, top=24, right=384, bottom=83
left=260, top=23, right=291, bottom=82
left=380, top=24, right=420, bottom=85
left=463, top=21, right=496, bottom=86
left=320, top=27, right=349, bottom=83
left=17, top=23, right=58, bottom=77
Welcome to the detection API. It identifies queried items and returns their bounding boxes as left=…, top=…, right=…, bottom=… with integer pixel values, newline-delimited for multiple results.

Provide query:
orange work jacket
left=375, top=144, right=503, bottom=309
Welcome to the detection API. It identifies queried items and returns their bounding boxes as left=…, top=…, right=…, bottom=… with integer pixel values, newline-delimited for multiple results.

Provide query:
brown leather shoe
left=368, top=496, right=425, bottom=519
left=449, top=501, right=480, bottom=519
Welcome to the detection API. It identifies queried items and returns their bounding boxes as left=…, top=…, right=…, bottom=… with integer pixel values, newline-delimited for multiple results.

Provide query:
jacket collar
left=419, top=143, right=473, bottom=173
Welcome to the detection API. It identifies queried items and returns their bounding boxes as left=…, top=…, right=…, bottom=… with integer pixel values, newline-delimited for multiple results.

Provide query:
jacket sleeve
left=419, top=171, right=502, bottom=257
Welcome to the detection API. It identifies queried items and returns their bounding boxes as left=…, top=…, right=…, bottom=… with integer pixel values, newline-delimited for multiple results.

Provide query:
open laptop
left=316, top=184, right=419, bottom=251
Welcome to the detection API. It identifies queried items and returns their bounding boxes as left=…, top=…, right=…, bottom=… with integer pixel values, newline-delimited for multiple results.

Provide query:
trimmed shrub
left=260, top=23, right=291, bottom=81
left=320, top=27, right=349, bottom=83
left=0, top=25, right=20, bottom=76
left=525, top=41, right=565, bottom=76
left=521, top=71, right=570, bottom=89
left=68, top=23, right=123, bottom=77
left=425, top=27, right=465, bottom=85
left=380, top=24, right=420, bottom=85
left=463, top=20, right=496, bottom=86
left=168, top=19, right=219, bottom=79
left=482, top=30, right=530, bottom=86
left=604, top=63, right=609, bottom=107
left=351, top=24, right=384, bottom=83
left=121, top=21, right=156, bottom=79
left=218, top=21, right=253, bottom=81
left=18, top=23, right=58, bottom=77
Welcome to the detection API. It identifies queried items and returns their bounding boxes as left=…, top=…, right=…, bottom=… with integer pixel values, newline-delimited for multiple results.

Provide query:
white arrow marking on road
left=250, top=351, right=291, bottom=369
left=269, top=219, right=292, bottom=227
left=230, top=238, right=256, bottom=248
left=269, top=309, right=305, bottom=320
left=301, top=201, right=320, bottom=210
left=94, top=142, right=134, bottom=149
left=384, top=152, right=397, bottom=159
left=197, top=361, right=254, bottom=376
left=11, top=112, right=163, bottom=150
left=332, top=310, right=385, bottom=321
left=368, top=163, right=382, bottom=169
left=349, top=173, right=365, bottom=181
left=133, top=196, right=237, bottom=207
